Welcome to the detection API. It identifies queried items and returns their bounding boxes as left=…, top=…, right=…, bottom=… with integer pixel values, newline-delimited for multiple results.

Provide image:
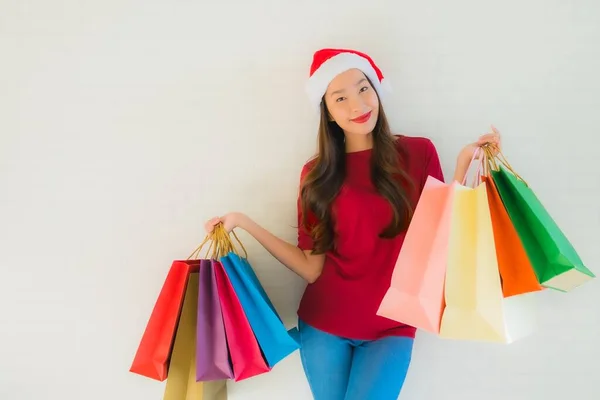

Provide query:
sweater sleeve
left=421, top=138, right=445, bottom=189
left=297, top=163, right=318, bottom=250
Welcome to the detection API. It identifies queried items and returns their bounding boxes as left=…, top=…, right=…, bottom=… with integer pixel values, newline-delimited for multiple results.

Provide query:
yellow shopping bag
left=438, top=180, right=537, bottom=343
left=163, top=272, right=228, bottom=400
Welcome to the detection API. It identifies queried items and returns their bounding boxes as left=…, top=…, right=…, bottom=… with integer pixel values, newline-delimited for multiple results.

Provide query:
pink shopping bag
left=377, top=175, right=457, bottom=333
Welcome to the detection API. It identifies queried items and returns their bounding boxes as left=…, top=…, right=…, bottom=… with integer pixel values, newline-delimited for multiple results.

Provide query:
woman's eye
left=336, top=97, right=346, bottom=102
left=360, top=86, right=369, bottom=93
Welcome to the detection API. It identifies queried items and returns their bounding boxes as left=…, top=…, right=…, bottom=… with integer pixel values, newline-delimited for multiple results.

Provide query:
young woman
left=205, top=48, right=500, bottom=400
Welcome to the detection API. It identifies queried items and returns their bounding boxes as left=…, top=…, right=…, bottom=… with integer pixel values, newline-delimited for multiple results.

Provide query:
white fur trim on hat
left=305, top=52, right=389, bottom=110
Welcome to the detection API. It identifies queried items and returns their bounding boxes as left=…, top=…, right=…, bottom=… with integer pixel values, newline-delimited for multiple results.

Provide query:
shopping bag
left=213, top=259, right=271, bottom=381
left=130, top=259, right=201, bottom=381
left=438, top=181, right=505, bottom=342
left=377, top=175, right=457, bottom=333
left=230, top=245, right=302, bottom=347
left=196, top=259, right=234, bottom=381
left=163, top=272, right=228, bottom=400
left=483, top=175, right=543, bottom=297
left=487, top=152, right=594, bottom=292
left=439, top=173, right=536, bottom=343
left=232, top=255, right=301, bottom=343
left=220, top=252, right=300, bottom=367
left=202, top=380, right=228, bottom=400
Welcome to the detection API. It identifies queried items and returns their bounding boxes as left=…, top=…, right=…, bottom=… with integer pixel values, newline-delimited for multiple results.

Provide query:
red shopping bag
left=130, top=259, right=201, bottom=381
left=213, top=260, right=270, bottom=381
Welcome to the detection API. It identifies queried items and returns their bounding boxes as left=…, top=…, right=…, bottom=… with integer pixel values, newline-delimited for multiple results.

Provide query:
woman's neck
left=344, top=132, right=373, bottom=153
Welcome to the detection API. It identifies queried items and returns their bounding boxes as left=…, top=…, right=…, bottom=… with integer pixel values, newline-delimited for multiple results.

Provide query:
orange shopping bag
left=377, top=175, right=457, bottom=334
left=482, top=175, right=543, bottom=297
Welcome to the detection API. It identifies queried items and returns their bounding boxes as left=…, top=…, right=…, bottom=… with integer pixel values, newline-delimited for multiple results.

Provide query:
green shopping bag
left=487, top=153, right=594, bottom=292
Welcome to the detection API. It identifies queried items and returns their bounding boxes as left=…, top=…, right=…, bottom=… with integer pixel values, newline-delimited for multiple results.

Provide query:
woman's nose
left=348, top=96, right=364, bottom=112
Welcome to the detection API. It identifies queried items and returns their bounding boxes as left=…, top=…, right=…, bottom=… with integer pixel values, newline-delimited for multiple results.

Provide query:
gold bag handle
left=186, top=222, right=248, bottom=260
left=187, top=234, right=211, bottom=260
left=481, top=143, right=529, bottom=187
left=213, top=223, right=248, bottom=259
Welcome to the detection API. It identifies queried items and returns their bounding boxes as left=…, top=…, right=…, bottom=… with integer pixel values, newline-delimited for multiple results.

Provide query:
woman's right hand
left=204, top=212, right=246, bottom=234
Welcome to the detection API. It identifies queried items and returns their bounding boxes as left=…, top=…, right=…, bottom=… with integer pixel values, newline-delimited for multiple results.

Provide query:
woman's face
left=323, top=68, right=379, bottom=136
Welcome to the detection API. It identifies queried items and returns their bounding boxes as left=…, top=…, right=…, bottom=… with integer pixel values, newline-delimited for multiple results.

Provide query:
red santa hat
left=306, top=48, right=391, bottom=109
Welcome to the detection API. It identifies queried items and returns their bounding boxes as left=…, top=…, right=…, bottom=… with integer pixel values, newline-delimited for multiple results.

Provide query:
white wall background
left=1, top=0, right=599, bottom=399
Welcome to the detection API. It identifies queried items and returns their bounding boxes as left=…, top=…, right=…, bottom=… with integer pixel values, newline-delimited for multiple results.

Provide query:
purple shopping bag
left=196, top=259, right=234, bottom=381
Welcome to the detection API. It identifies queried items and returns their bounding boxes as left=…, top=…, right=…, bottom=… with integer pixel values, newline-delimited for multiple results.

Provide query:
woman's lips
left=350, top=111, right=372, bottom=124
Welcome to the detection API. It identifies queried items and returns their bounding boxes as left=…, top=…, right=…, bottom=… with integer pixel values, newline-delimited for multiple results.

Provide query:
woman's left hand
left=458, top=125, right=502, bottom=165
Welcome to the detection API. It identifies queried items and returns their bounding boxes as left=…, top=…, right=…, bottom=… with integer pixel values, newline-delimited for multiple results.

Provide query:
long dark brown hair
left=300, top=87, right=415, bottom=255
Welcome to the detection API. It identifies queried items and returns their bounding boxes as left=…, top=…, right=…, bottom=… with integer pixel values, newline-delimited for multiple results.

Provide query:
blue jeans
left=298, top=319, right=414, bottom=400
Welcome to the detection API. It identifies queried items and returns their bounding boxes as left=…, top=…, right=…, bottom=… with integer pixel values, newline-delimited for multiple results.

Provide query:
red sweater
left=296, top=135, right=445, bottom=340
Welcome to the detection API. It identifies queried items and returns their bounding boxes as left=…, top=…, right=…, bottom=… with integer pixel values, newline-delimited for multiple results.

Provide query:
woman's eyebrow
left=330, top=78, right=368, bottom=97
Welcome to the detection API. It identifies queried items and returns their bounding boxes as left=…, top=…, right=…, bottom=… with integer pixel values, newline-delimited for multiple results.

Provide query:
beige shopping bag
left=438, top=181, right=536, bottom=343
left=163, top=272, right=228, bottom=399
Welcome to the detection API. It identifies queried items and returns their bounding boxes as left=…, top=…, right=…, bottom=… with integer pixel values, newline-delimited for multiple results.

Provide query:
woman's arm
left=209, top=212, right=326, bottom=284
